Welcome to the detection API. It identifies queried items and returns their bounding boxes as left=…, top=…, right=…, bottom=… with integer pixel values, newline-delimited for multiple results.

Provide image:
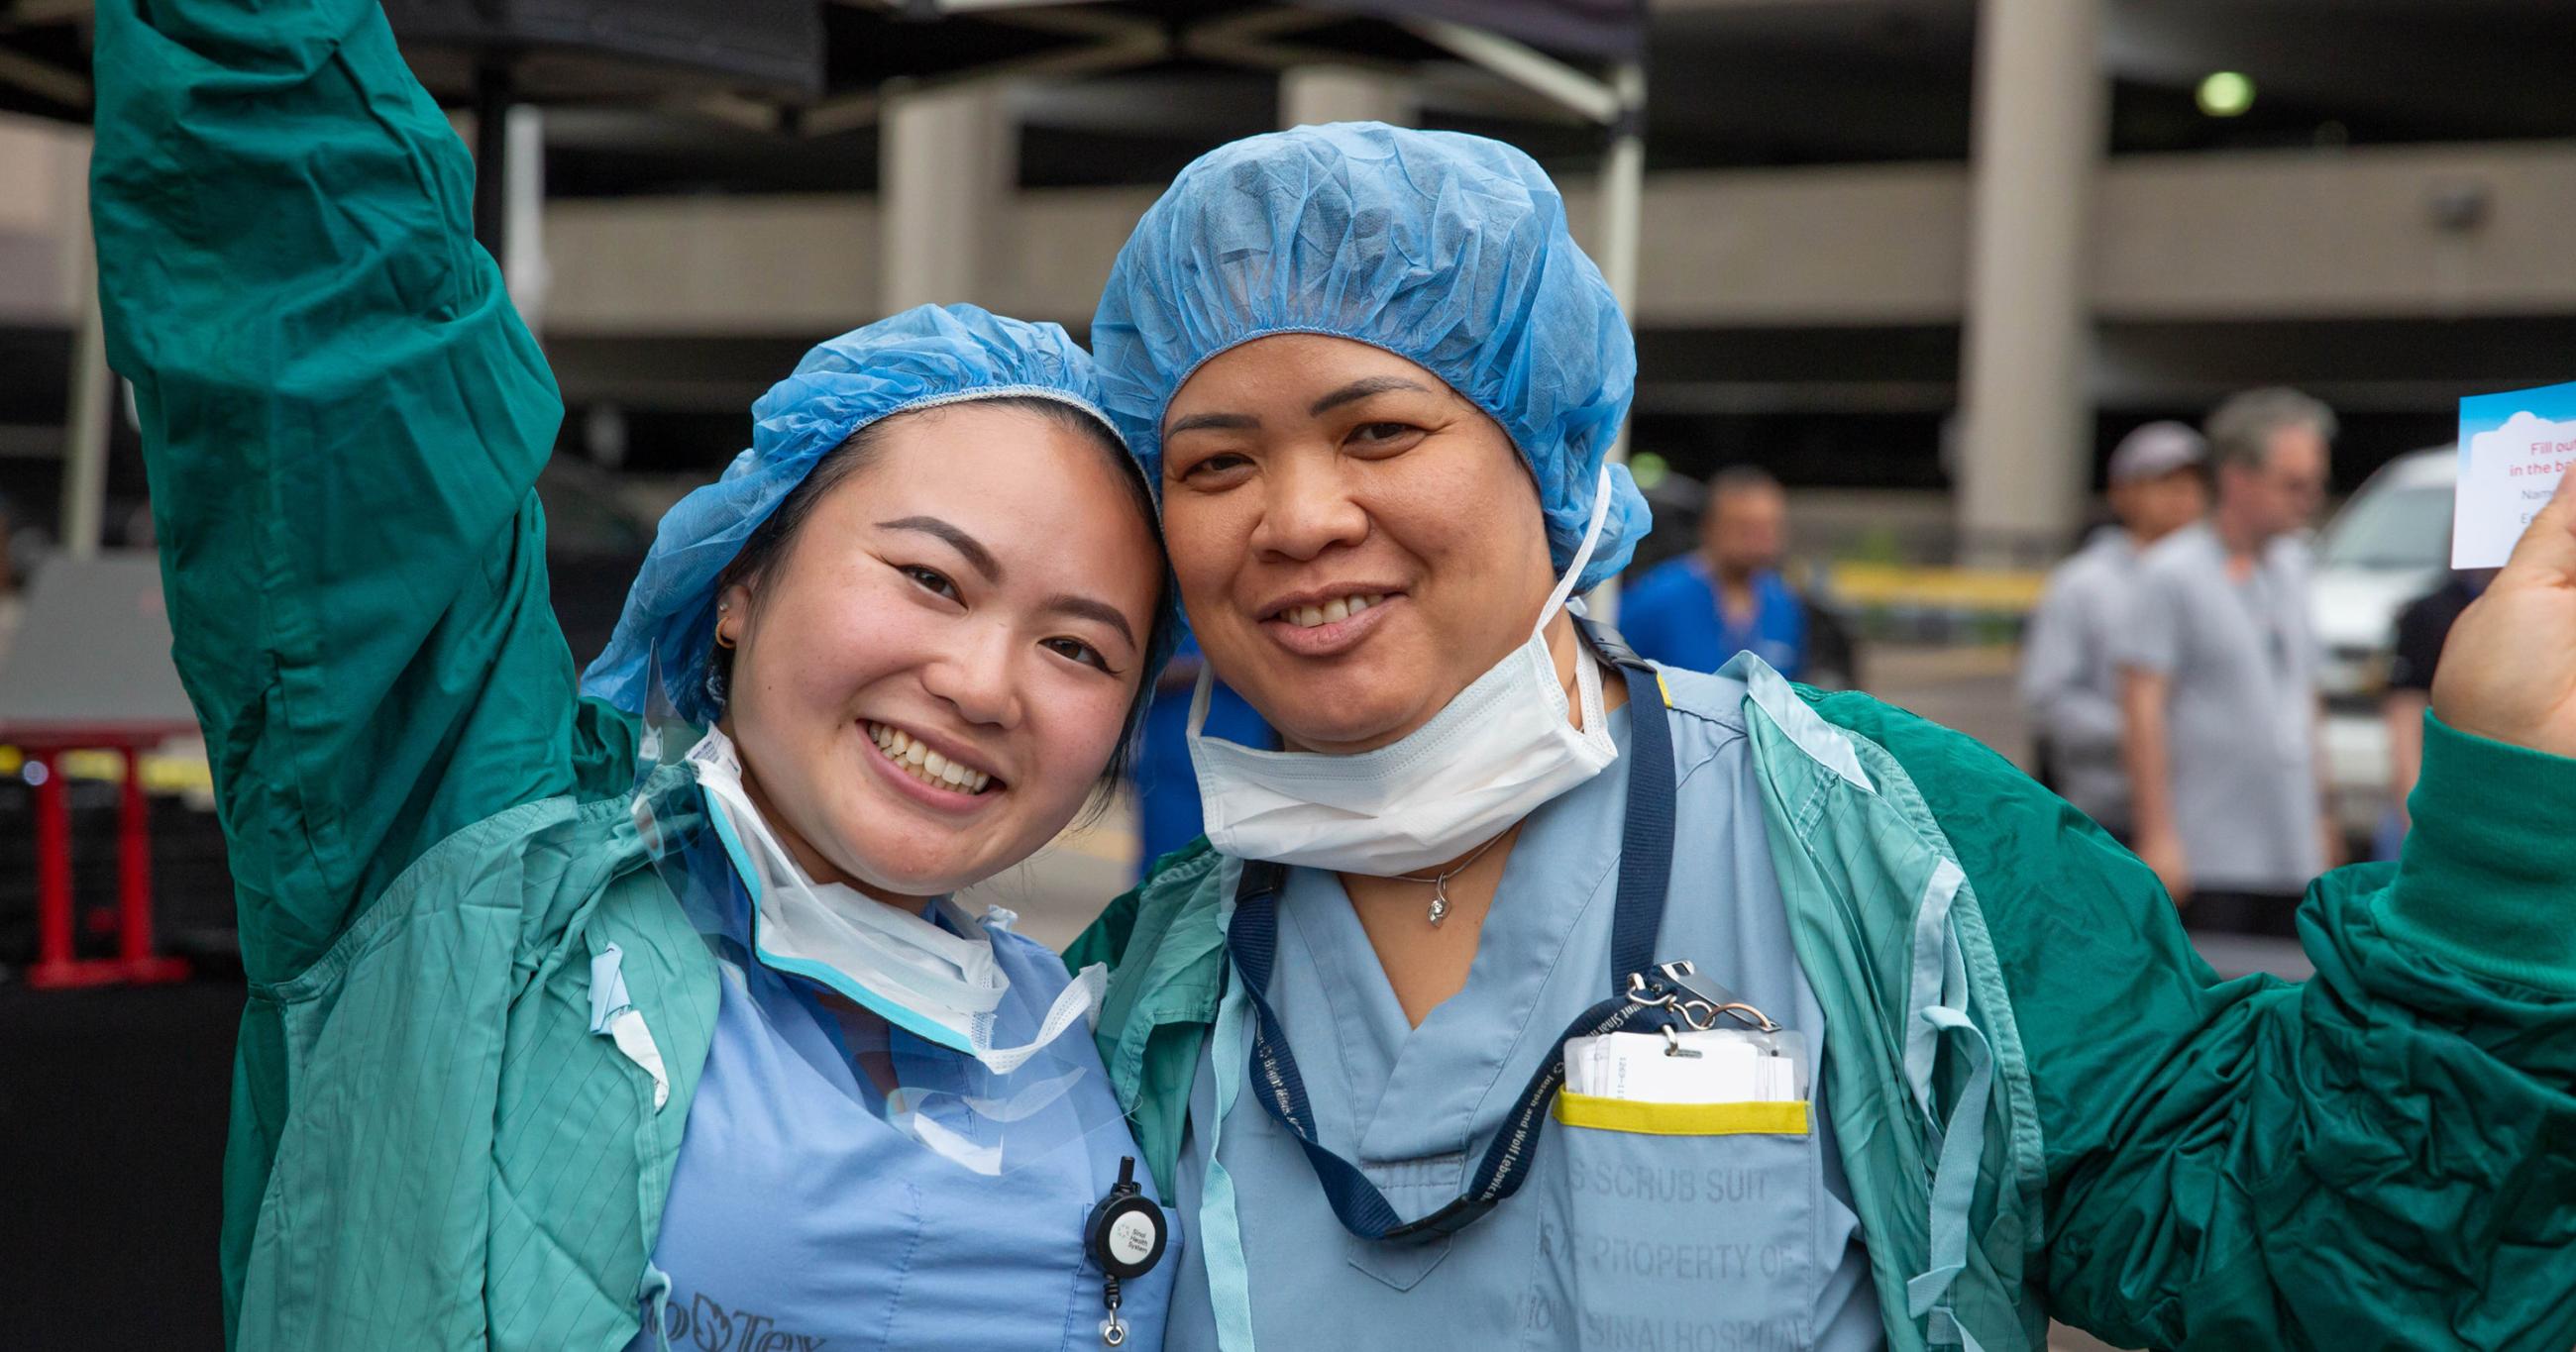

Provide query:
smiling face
left=1156, top=334, right=1561, bottom=754
left=714, top=400, right=1163, bottom=903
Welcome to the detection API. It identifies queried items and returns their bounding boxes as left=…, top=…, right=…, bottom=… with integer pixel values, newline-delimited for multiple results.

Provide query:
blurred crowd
left=2018, top=388, right=2478, bottom=936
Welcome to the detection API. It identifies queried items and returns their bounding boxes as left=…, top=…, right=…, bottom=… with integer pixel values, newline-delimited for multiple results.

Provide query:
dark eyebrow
left=1310, top=376, right=1433, bottom=416
left=1165, top=410, right=1260, bottom=438
left=1043, top=594, right=1137, bottom=648
left=877, top=516, right=1000, bottom=582
left=1166, top=376, right=1437, bottom=439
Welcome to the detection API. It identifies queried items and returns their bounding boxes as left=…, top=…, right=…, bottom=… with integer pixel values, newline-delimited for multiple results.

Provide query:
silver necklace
left=1391, top=831, right=1509, bottom=926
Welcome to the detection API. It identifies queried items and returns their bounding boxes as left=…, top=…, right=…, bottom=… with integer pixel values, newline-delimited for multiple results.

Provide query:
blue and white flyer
left=2456, top=379, right=2576, bottom=568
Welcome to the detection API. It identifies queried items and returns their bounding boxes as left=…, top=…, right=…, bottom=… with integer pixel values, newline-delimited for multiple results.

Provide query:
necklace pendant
left=1426, top=879, right=1449, bottom=927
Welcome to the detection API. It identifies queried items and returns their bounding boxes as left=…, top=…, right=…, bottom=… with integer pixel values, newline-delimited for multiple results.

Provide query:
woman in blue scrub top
left=1069, top=123, right=2576, bottom=1351
left=90, top=2, right=1184, bottom=1345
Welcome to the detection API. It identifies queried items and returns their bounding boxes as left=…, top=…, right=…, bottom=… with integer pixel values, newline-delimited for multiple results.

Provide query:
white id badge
left=1561, top=1028, right=1809, bottom=1102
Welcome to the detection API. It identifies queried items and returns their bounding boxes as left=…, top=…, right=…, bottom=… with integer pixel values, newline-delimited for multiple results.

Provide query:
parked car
left=2310, top=448, right=2456, bottom=838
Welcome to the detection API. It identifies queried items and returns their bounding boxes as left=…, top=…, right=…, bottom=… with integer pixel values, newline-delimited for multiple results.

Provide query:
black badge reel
left=1086, top=1156, right=1167, bottom=1346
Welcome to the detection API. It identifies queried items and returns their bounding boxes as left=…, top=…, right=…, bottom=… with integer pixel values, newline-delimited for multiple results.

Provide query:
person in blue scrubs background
left=1620, top=465, right=1813, bottom=677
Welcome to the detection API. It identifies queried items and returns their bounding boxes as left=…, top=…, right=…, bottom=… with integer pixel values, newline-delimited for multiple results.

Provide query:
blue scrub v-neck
left=632, top=878, right=1183, bottom=1352
left=1275, top=704, right=1630, bottom=1169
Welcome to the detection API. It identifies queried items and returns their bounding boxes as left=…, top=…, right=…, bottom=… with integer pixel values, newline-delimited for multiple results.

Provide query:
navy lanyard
left=1224, top=622, right=1683, bottom=1244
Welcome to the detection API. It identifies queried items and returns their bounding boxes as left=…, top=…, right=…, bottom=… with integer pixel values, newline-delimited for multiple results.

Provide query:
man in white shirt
left=2018, top=422, right=2208, bottom=838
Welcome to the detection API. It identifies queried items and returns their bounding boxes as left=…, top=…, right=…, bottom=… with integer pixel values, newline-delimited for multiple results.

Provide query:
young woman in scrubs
left=90, top=2, right=1182, bottom=1348
left=1071, top=124, right=2576, bottom=1350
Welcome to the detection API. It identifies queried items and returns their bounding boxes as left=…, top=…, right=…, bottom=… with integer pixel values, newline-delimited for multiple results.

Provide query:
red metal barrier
left=15, top=729, right=193, bottom=989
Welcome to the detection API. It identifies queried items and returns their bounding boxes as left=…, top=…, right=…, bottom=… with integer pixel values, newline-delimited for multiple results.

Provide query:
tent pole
left=1401, top=18, right=1614, bottom=122
left=1592, top=60, right=1646, bottom=619
left=1599, top=62, right=1645, bottom=362
left=503, top=105, right=548, bottom=333
left=59, top=228, right=109, bottom=562
left=472, top=60, right=513, bottom=259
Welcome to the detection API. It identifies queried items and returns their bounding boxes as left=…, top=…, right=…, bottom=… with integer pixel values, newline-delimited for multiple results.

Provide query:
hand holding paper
left=2434, top=458, right=2576, bottom=760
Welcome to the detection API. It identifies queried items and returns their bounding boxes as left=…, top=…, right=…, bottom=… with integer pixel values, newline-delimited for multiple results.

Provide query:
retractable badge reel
left=1085, top=1156, right=1166, bottom=1346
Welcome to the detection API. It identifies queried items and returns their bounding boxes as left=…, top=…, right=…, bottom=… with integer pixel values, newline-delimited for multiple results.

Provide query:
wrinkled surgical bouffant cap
left=583, top=303, right=1161, bottom=725
left=1091, top=122, right=1651, bottom=592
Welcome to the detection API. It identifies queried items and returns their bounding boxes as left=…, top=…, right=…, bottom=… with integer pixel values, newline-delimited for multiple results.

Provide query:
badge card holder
left=1563, top=961, right=1808, bottom=1104
left=1085, top=1156, right=1167, bottom=1346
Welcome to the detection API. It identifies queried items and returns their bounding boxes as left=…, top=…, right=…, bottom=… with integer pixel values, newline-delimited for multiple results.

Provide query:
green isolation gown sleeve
left=1817, top=692, right=2576, bottom=1350
left=91, top=0, right=575, bottom=980
left=89, top=1, right=577, bottom=1337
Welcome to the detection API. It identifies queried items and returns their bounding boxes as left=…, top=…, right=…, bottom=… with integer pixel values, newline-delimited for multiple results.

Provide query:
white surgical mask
left=686, top=729, right=1103, bottom=1074
left=1187, top=467, right=1622, bottom=877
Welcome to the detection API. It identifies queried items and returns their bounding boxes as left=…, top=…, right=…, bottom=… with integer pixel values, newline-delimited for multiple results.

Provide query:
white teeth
left=868, top=723, right=998, bottom=795
left=1282, top=593, right=1387, bottom=628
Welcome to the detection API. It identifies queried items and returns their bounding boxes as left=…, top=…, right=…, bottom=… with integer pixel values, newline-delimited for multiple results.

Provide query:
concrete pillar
left=1956, top=0, right=2106, bottom=563
left=1278, top=65, right=1416, bottom=130
left=879, top=82, right=1017, bottom=314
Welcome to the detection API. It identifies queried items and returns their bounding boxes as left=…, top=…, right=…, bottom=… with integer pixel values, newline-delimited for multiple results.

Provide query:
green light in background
left=1628, top=451, right=1669, bottom=491
left=2197, top=71, right=2255, bottom=118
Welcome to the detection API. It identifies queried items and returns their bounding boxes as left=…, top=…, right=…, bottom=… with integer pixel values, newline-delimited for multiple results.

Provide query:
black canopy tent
left=0, top=0, right=1644, bottom=236
left=0, top=1, right=1642, bottom=118
left=2, top=0, right=1647, bottom=558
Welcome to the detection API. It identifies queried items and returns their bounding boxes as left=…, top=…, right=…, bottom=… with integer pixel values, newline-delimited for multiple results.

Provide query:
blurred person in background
left=2118, top=387, right=2339, bottom=932
left=1620, top=465, right=1858, bottom=685
left=2018, top=421, right=2208, bottom=837
left=2380, top=564, right=2497, bottom=858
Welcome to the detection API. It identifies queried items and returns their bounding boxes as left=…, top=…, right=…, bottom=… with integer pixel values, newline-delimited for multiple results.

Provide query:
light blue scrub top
left=632, top=882, right=1181, bottom=1352
left=1167, top=668, right=1881, bottom=1351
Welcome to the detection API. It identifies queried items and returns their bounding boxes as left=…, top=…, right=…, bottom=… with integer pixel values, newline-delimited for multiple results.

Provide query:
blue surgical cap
left=1092, top=122, right=1650, bottom=593
left=582, top=303, right=1151, bottom=724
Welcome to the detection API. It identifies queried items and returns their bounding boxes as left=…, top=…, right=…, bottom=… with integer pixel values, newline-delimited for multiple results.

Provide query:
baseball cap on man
left=2107, top=421, right=2207, bottom=485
